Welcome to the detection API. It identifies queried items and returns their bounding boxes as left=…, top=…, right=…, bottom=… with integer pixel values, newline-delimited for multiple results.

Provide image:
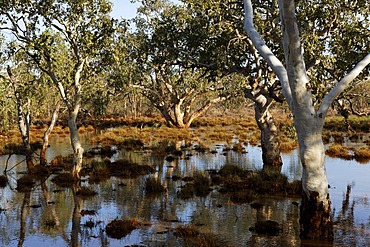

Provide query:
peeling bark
left=255, top=104, right=283, bottom=171
left=300, top=191, right=333, bottom=240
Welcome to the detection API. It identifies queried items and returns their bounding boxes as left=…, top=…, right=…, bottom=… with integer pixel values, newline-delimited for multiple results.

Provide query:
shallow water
left=0, top=135, right=370, bottom=247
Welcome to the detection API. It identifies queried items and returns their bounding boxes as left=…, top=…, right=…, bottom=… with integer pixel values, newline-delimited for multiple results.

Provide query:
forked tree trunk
left=254, top=97, right=283, bottom=171
left=244, top=0, right=370, bottom=239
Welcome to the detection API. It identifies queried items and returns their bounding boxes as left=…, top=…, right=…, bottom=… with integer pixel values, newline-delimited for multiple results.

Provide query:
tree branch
left=243, top=0, right=292, bottom=108
left=318, top=53, right=370, bottom=117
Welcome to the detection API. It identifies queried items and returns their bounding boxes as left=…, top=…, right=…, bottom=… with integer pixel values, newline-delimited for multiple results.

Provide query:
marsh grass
left=51, top=173, right=77, bottom=187
left=174, top=225, right=228, bottom=247
left=86, top=161, right=110, bottom=183
left=354, top=146, right=370, bottom=163
left=145, top=177, right=166, bottom=194
left=17, top=174, right=35, bottom=192
left=325, top=144, right=352, bottom=160
left=108, top=159, right=155, bottom=178
left=193, top=171, right=211, bottom=196
left=218, top=165, right=301, bottom=197
left=178, top=171, right=211, bottom=199
left=105, top=218, right=142, bottom=239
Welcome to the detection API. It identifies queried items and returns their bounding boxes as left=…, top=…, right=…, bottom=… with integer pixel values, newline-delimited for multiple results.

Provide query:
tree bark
left=254, top=101, right=283, bottom=171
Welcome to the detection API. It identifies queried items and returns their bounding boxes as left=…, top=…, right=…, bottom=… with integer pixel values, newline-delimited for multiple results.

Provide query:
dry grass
left=325, top=144, right=352, bottom=160
left=354, top=146, right=370, bottom=163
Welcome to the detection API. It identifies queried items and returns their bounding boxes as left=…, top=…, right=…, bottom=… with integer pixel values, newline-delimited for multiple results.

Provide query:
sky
left=110, top=0, right=141, bottom=20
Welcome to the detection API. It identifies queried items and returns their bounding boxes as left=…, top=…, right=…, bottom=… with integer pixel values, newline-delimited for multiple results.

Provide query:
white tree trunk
left=244, top=0, right=370, bottom=240
left=69, top=110, right=84, bottom=179
left=40, top=101, right=61, bottom=166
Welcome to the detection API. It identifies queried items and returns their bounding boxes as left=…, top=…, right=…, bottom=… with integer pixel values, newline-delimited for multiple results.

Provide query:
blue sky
left=110, top=0, right=141, bottom=19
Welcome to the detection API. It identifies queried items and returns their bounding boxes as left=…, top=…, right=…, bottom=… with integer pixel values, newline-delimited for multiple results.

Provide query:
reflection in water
left=0, top=138, right=370, bottom=246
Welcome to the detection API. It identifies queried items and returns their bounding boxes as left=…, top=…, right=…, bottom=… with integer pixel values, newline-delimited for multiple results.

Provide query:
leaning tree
left=244, top=0, right=370, bottom=240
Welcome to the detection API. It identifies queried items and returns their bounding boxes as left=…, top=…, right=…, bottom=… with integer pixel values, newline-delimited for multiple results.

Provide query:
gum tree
left=0, top=0, right=115, bottom=178
left=244, top=0, right=370, bottom=240
left=123, top=0, right=238, bottom=128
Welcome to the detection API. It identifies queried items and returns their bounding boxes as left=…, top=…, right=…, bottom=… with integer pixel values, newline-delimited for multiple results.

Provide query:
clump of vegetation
left=29, top=165, right=50, bottom=180
left=325, top=144, right=352, bottom=160
left=108, top=159, right=155, bottom=178
left=119, top=138, right=144, bottom=150
left=0, top=175, right=8, bottom=188
left=85, top=161, right=111, bottom=183
left=17, top=174, right=35, bottom=192
left=177, top=183, right=195, bottom=199
left=76, top=186, right=97, bottom=198
left=80, top=209, right=97, bottom=216
left=219, top=164, right=244, bottom=177
left=105, top=219, right=141, bottom=239
left=43, top=219, right=56, bottom=228
left=177, top=171, right=211, bottom=199
left=145, top=177, right=166, bottom=194
left=50, top=155, right=74, bottom=172
left=51, top=173, right=77, bottom=187
left=174, top=225, right=228, bottom=247
left=279, top=139, right=298, bottom=153
left=218, top=165, right=301, bottom=198
left=193, top=171, right=211, bottom=196
left=151, top=140, right=177, bottom=157
left=232, top=142, right=245, bottom=153
left=354, top=146, right=370, bottom=163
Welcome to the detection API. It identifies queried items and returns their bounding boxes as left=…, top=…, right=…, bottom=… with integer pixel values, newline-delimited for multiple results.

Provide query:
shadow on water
left=0, top=137, right=370, bottom=246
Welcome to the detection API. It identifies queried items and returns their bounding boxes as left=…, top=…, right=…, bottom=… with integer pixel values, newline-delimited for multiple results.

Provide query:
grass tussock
left=178, top=171, right=211, bottom=199
left=108, top=159, right=155, bottom=178
left=145, top=177, right=166, bottom=194
left=354, top=146, right=370, bottom=163
left=325, top=144, right=352, bottom=160
left=174, top=225, right=228, bottom=247
left=51, top=173, right=77, bottom=187
left=105, top=218, right=142, bottom=239
left=17, top=174, right=35, bottom=192
left=219, top=165, right=302, bottom=198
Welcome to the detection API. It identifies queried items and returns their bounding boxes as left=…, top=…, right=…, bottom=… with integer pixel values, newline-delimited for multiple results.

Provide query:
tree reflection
left=18, top=191, right=30, bottom=247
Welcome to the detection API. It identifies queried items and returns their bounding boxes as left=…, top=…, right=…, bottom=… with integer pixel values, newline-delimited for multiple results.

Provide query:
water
left=0, top=136, right=370, bottom=247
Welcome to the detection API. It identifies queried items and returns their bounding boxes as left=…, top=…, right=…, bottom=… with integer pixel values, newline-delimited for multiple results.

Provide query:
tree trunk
left=254, top=97, right=283, bottom=171
left=69, top=111, right=84, bottom=179
left=40, top=101, right=61, bottom=166
left=7, top=67, right=34, bottom=170
left=294, top=116, right=333, bottom=240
